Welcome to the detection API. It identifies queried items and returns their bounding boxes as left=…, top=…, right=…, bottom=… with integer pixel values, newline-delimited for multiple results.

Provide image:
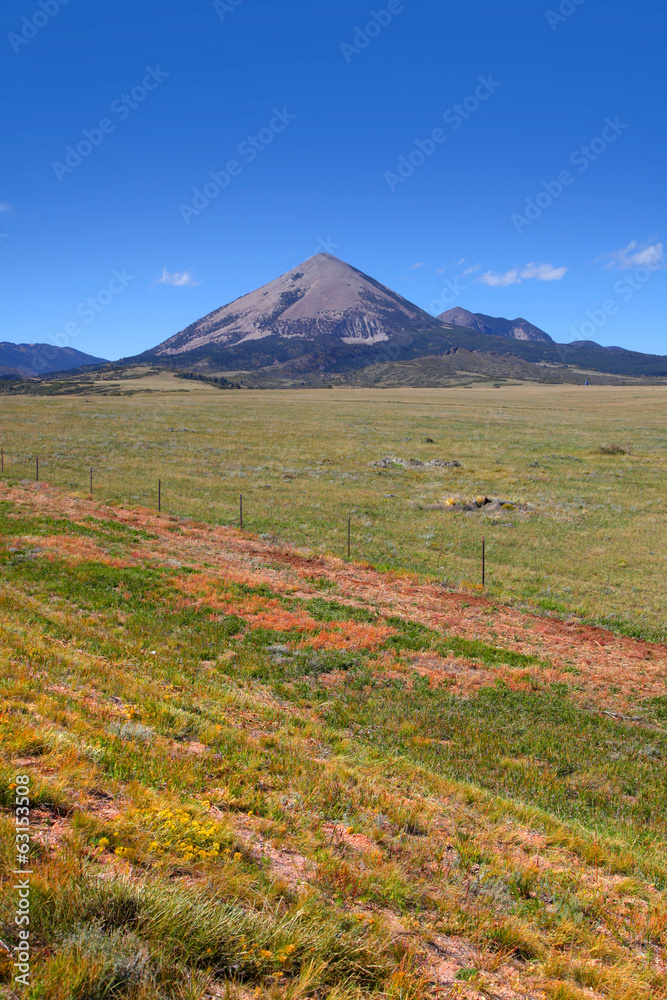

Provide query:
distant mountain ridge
left=122, top=253, right=667, bottom=380
left=0, top=342, right=108, bottom=378
left=438, top=307, right=553, bottom=343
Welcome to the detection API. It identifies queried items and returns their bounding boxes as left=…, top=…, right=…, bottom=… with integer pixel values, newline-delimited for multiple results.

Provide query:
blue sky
left=0, top=0, right=665, bottom=360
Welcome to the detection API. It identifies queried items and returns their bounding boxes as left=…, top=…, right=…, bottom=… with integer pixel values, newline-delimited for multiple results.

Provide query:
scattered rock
left=371, top=457, right=461, bottom=469
left=438, top=496, right=535, bottom=514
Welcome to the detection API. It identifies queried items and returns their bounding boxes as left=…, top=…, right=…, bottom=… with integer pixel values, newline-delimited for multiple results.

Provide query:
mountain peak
left=144, top=254, right=443, bottom=358
left=438, top=308, right=552, bottom=343
left=122, top=255, right=667, bottom=380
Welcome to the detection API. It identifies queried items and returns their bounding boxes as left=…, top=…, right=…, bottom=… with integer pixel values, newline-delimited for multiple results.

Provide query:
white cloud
left=477, top=262, right=568, bottom=287
left=0, top=203, right=13, bottom=214
left=156, top=268, right=202, bottom=287
left=477, top=268, right=521, bottom=287
left=520, top=262, right=568, bottom=281
left=460, top=263, right=480, bottom=277
left=409, top=261, right=424, bottom=270
left=599, top=240, right=665, bottom=270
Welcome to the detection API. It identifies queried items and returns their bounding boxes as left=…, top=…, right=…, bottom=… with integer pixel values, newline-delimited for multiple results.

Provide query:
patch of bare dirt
left=232, top=815, right=312, bottom=891
left=323, top=822, right=381, bottom=857
left=3, top=482, right=666, bottom=717
left=420, top=934, right=526, bottom=994
left=407, top=653, right=496, bottom=693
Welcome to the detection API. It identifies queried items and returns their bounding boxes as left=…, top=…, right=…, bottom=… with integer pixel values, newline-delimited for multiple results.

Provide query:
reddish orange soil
left=3, top=482, right=666, bottom=715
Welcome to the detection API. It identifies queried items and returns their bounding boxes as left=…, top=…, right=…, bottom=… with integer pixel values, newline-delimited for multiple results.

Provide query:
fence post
left=482, top=536, right=486, bottom=588
left=240, top=494, right=243, bottom=530
left=158, top=480, right=162, bottom=513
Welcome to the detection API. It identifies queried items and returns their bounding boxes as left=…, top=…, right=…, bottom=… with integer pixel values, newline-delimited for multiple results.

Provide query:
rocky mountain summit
left=123, top=254, right=666, bottom=380
left=142, top=254, right=448, bottom=360
left=438, top=307, right=552, bottom=343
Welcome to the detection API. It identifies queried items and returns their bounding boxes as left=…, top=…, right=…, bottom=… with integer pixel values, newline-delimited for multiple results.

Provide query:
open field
left=1, top=481, right=667, bottom=998
left=0, top=379, right=665, bottom=641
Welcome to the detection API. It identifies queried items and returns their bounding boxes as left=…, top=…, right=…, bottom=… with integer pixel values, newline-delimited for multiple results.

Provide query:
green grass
left=1, top=386, right=667, bottom=998
left=0, top=383, right=665, bottom=643
left=318, top=679, right=667, bottom=854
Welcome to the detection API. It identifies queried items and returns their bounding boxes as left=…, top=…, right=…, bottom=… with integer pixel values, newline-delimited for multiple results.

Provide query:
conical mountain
left=141, top=254, right=447, bottom=361
left=127, top=253, right=667, bottom=378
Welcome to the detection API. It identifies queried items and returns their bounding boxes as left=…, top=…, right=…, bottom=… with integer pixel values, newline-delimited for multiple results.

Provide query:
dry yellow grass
left=1, top=482, right=667, bottom=997
left=1, top=379, right=665, bottom=639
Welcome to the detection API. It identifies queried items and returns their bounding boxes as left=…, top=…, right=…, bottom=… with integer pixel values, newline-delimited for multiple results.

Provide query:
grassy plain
left=0, top=376, right=665, bottom=640
left=1, top=481, right=667, bottom=998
